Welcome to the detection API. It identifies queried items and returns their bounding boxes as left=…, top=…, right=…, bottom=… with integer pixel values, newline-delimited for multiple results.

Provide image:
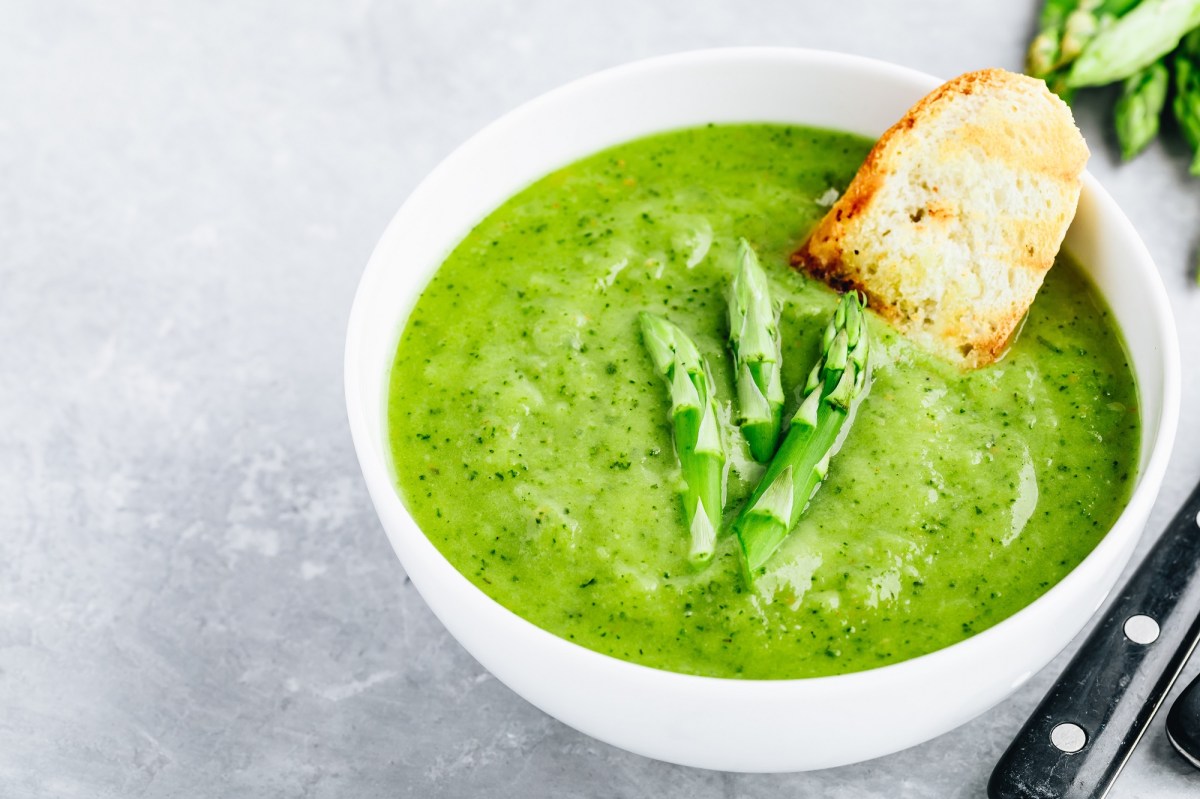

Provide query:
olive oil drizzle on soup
left=387, top=124, right=1140, bottom=679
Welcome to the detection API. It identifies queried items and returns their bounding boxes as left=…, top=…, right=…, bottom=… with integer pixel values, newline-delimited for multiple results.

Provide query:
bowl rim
left=345, top=46, right=1182, bottom=694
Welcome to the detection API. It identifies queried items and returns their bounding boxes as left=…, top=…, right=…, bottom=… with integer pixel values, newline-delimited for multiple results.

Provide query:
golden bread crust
left=793, top=68, right=1089, bottom=368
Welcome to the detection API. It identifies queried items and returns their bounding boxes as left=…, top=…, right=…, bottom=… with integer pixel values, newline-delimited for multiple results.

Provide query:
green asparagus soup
left=387, top=124, right=1139, bottom=679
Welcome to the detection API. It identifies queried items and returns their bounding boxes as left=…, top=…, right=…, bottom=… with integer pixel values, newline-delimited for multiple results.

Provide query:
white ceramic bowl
left=345, top=48, right=1180, bottom=772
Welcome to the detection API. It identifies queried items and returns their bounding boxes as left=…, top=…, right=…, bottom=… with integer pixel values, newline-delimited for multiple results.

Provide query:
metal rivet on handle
left=1051, top=722, right=1088, bottom=753
left=1123, top=614, right=1160, bottom=645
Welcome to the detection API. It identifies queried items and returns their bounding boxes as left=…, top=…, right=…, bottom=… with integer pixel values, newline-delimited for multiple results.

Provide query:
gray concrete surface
left=3, top=1, right=1199, bottom=796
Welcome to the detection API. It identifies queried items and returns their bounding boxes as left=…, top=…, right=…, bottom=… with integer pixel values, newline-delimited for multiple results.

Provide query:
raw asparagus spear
left=1174, top=28, right=1200, bottom=175
left=1068, top=0, right=1200, bottom=88
left=1028, top=0, right=1083, bottom=77
left=1030, top=0, right=1141, bottom=81
left=1060, top=0, right=1141, bottom=66
left=728, top=239, right=785, bottom=463
left=1115, top=60, right=1171, bottom=160
left=733, top=292, right=871, bottom=576
left=1033, top=0, right=1140, bottom=99
left=639, top=313, right=726, bottom=564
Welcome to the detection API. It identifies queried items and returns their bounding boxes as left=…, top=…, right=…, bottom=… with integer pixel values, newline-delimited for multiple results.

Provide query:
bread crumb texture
left=793, top=68, right=1089, bottom=368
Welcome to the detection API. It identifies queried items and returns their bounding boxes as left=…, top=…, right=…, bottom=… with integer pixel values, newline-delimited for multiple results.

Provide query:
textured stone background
left=3, top=1, right=1200, bottom=796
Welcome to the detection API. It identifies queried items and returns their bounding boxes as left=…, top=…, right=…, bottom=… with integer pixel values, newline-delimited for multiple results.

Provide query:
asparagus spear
left=728, top=239, right=785, bottom=463
left=639, top=313, right=726, bottom=564
left=1033, top=0, right=1138, bottom=99
left=1173, top=28, right=1200, bottom=175
left=1058, top=0, right=1140, bottom=66
left=1115, top=59, right=1171, bottom=160
left=733, top=292, right=871, bottom=576
left=1067, top=0, right=1200, bottom=88
left=1060, top=4, right=1103, bottom=67
left=1028, top=0, right=1083, bottom=78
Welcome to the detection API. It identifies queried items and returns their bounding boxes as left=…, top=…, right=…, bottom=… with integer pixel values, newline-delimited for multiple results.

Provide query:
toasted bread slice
left=792, top=68, right=1089, bottom=368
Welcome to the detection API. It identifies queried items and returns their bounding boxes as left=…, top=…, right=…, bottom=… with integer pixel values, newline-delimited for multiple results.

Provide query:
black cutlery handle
left=988, top=481, right=1200, bottom=799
